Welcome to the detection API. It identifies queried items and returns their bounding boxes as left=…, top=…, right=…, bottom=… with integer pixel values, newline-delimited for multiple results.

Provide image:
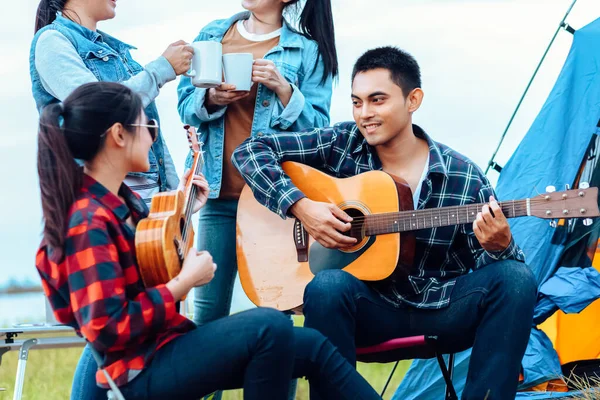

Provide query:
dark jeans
left=303, top=260, right=537, bottom=400
left=72, top=308, right=379, bottom=400
left=193, top=198, right=297, bottom=400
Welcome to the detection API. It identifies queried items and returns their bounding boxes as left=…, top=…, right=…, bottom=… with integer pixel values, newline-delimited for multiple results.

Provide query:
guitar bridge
left=293, top=219, right=309, bottom=262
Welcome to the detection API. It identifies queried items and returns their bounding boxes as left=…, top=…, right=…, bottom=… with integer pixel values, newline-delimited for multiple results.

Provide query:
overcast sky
left=1, top=0, right=599, bottom=285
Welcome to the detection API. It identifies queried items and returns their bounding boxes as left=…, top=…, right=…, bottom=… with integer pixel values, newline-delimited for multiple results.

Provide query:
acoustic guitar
left=236, top=161, right=600, bottom=312
left=136, top=126, right=204, bottom=291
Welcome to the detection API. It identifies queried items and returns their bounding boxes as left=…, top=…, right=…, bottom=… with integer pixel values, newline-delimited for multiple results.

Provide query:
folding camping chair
left=356, top=335, right=457, bottom=399
left=1, top=324, right=85, bottom=400
left=0, top=297, right=125, bottom=400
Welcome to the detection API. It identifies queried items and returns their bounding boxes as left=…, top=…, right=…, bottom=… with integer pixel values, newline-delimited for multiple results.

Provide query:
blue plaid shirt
left=233, top=122, right=525, bottom=309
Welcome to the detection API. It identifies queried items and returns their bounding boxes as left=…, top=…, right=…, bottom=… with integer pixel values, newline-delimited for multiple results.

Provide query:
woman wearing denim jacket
left=177, top=0, right=337, bottom=381
left=30, top=1, right=193, bottom=399
left=30, top=0, right=193, bottom=203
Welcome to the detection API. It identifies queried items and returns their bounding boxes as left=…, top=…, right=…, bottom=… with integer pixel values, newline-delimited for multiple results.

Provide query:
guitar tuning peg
left=583, top=218, right=593, bottom=227
left=580, top=182, right=590, bottom=189
left=546, top=185, right=556, bottom=193
left=549, top=220, right=558, bottom=228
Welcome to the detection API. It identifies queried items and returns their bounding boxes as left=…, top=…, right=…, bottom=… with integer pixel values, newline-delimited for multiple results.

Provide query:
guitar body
left=236, top=161, right=415, bottom=312
left=238, top=162, right=599, bottom=312
left=135, top=125, right=203, bottom=294
left=136, top=188, right=194, bottom=289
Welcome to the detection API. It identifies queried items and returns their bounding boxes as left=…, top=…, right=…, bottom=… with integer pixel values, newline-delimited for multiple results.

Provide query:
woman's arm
left=65, top=216, right=179, bottom=353
left=35, top=30, right=176, bottom=108
left=268, top=43, right=332, bottom=131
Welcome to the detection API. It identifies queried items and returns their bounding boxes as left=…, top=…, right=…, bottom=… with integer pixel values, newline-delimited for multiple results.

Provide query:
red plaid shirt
left=35, top=175, right=195, bottom=388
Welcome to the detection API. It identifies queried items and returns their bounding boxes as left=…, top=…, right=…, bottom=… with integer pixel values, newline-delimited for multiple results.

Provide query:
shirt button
left=98, top=50, right=103, bottom=54
left=257, top=132, right=264, bottom=137
left=159, top=158, right=164, bottom=165
left=262, top=100, right=270, bottom=107
left=102, top=56, right=109, bottom=62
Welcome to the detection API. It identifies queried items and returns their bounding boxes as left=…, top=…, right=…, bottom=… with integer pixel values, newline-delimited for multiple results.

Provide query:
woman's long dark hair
left=35, top=0, right=68, bottom=33
left=286, top=0, right=338, bottom=83
left=38, top=82, right=142, bottom=249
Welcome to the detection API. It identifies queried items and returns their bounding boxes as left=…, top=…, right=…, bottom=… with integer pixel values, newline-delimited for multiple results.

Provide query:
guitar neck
left=365, top=200, right=529, bottom=235
left=183, top=150, right=204, bottom=223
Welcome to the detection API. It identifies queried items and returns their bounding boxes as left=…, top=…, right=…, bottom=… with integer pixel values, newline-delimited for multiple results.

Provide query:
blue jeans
left=194, top=199, right=240, bottom=323
left=71, top=346, right=108, bottom=400
left=70, top=308, right=379, bottom=400
left=303, top=260, right=537, bottom=400
left=194, top=199, right=297, bottom=399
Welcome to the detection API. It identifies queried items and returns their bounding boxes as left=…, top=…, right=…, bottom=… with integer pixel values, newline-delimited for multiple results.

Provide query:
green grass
left=0, top=317, right=410, bottom=399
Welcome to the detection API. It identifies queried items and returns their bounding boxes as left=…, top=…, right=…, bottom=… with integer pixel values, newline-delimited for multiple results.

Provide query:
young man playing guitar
left=233, top=46, right=537, bottom=400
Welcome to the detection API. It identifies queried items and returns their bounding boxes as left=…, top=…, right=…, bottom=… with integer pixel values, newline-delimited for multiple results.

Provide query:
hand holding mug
left=162, top=40, right=194, bottom=76
left=205, top=84, right=250, bottom=107
left=252, top=59, right=286, bottom=90
left=252, top=59, right=292, bottom=104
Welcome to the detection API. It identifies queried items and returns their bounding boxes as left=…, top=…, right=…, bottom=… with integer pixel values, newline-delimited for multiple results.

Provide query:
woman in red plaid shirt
left=35, top=81, right=380, bottom=400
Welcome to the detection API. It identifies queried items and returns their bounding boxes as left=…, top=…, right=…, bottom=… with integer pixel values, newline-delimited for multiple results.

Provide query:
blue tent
left=393, top=17, right=600, bottom=399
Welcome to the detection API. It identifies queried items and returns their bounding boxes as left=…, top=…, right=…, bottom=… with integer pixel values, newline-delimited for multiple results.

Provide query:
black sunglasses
left=128, top=119, right=159, bottom=142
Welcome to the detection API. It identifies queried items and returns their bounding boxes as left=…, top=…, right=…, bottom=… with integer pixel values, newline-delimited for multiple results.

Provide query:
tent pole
left=484, top=0, right=579, bottom=175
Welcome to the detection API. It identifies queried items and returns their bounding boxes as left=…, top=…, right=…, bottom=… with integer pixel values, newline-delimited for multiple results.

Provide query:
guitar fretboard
left=184, top=155, right=203, bottom=216
left=180, top=141, right=205, bottom=250
left=363, top=200, right=528, bottom=235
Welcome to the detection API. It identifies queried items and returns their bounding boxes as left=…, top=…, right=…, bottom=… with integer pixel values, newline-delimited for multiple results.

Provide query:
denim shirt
left=177, top=11, right=332, bottom=199
left=30, top=14, right=178, bottom=191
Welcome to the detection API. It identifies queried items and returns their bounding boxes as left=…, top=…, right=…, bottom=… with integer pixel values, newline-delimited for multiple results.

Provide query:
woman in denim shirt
left=30, top=1, right=193, bottom=399
left=177, top=3, right=336, bottom=393
left=31, top=0, right=193, bottom=203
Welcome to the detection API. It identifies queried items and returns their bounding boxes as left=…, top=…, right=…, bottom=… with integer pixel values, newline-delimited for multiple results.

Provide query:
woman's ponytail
left=35, top=0, right=68, bottom=33
left=37, top=102, right=82, bottom=249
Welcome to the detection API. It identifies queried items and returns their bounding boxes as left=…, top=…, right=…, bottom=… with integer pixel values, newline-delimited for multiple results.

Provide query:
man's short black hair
left=352, top=46, right=422, bottom=96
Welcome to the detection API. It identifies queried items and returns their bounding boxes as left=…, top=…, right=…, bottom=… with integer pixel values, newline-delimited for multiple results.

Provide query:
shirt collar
left=81, top=174, right=148, bottom=222
left=352, top=123, right=449, bottom=178
left=205, top=11, right=304, bottom=49
left=54, top=13, right=103, bottom=43
left=413, top=125, right=449, bottom=177
left=54, top=13, right=136, bottom=50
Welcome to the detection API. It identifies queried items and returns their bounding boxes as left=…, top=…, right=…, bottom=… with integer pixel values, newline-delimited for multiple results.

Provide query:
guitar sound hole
left=179, top=218, right=187, bottom=239
left=342, top=208, right=366, bottom=241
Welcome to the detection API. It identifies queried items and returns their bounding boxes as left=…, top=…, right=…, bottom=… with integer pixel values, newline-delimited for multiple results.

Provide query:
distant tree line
left=0, top=277, right=43, bottom=294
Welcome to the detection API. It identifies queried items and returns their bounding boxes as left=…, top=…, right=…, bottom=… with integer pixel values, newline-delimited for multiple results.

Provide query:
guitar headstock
left=184, top=124, right=201, bottom=153
left=529, top=187, right=600, bottom=219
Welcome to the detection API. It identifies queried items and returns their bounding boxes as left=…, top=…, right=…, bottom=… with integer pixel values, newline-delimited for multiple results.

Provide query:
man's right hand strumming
left=290, top=198, right=357, bottom=249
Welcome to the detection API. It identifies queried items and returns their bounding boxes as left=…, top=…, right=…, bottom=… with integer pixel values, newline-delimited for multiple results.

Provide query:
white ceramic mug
left=222, top=53, right=254, bottom=91
left=186, top=41, right=223, bottom=88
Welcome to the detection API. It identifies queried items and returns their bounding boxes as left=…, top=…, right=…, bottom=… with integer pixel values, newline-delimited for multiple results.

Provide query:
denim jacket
left=30, top=14, right=178, bottom=191
left=177, top=11, right=332, bottom=198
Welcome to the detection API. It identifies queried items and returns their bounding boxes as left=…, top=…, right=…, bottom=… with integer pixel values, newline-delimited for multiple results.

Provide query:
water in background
left=0, top=292, right=46, bottom=327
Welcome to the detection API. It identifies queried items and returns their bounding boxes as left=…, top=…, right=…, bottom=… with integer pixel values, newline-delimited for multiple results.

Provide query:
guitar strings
left=181, top=144, right=204, bottom=246
left=340, top=196, right=589, bottom=236
left=181, top=160, right=202, bottom=243
left=346, top=202, right=527, bottom=224
left=344, top=197, right=579, bottom=224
